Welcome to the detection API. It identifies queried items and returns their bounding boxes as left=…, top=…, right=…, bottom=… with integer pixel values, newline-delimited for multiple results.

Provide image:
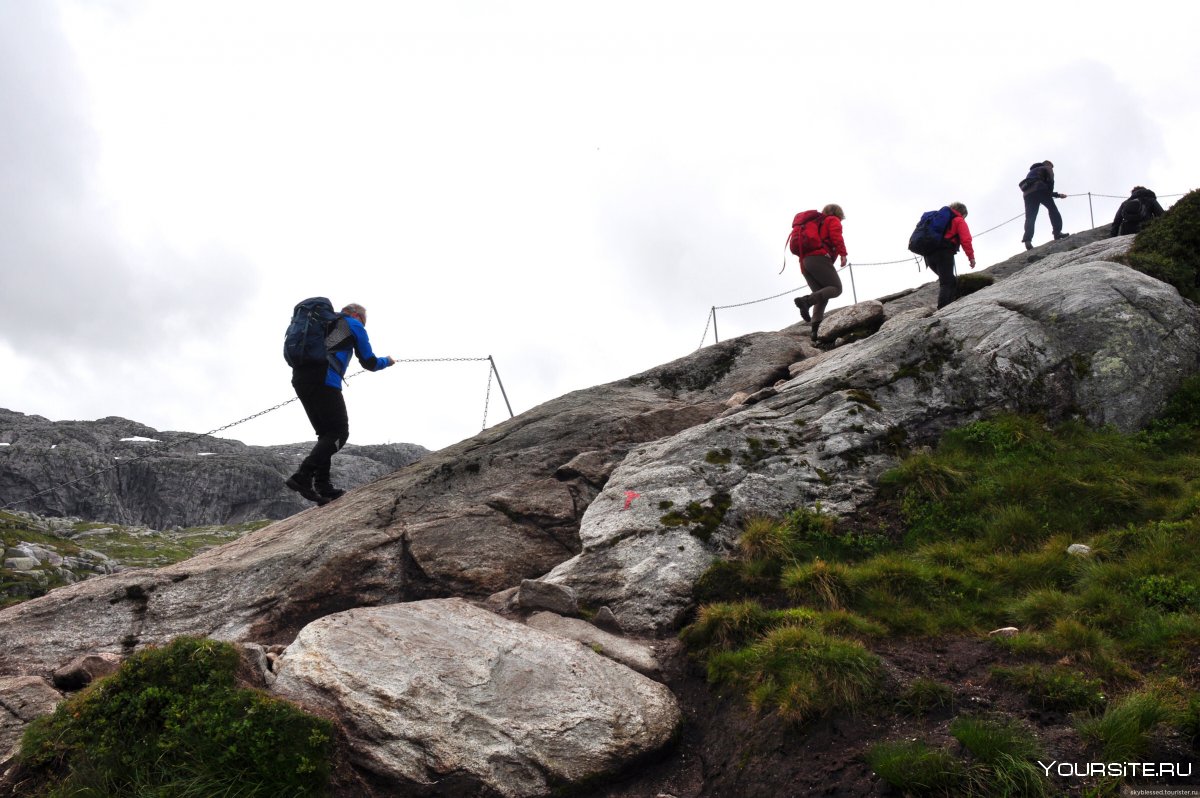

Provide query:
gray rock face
left=517, top=579, right=579, bottom=615
left=816, top=299, right=885, bottom=342
left=271, top=599, right=680, bottom=798
left=0, top=410, right=428, bottom=527
left=0, top=676, right=61, bottom=763
left=50, top=653, right=122, bottom=691
left=543, top=245, right=1200, bottom=632
left=0, top=331, right=809, bottom=673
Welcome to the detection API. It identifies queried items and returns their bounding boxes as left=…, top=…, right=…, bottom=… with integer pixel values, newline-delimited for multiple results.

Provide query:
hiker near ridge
left=1019, top=160, right=1069, bottom=250
left=790, top=204, right=848, bottom=342
left=1110, top=186, right=1165, bottom=237
left=922, top=202, right=976, bottom=310
left=286, top=301, right=394, bottom=505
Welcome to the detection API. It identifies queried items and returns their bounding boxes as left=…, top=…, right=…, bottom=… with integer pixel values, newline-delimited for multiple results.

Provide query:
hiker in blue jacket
left=287, top=303, right=394, bottom=505
left=1020, top=160, right=1069, bottom=250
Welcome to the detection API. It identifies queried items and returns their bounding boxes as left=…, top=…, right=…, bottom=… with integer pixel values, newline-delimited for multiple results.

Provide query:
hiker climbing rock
left=912, top=202, right=975, bottom=309
left=1019, top=160, right=1069, bottom=249
left=789, top=204, right=848, bottom=342
left=1110, top=186, right=1165, bottom=236
left=283, top=299, right=394, bottom=505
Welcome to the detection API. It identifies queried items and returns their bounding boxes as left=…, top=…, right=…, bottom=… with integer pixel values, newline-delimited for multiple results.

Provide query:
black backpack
left=283, top=297, right=340, bottom=367
left=1120, top=197, right=1148, bottom=224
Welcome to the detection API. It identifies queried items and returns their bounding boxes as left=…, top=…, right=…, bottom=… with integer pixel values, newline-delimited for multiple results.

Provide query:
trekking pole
left=488, top=356, right=514, bottom=418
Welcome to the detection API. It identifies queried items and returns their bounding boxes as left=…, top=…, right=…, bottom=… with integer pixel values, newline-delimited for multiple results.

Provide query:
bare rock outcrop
left=271, top=599, right=680, bottom=798
left=0, top=677, right=61, bottom=765
left=542, top=242, right=1200, bottom=632
left=0, top=410, right=428, bottom=527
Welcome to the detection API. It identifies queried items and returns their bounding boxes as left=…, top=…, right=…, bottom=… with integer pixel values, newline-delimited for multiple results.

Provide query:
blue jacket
left=319, top=315, right=392, bottom=389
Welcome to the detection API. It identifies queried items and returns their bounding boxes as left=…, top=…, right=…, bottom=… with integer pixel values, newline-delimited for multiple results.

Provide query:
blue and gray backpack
left=908, top=207, right=955, bottom=256
left=283, top=297, right=340, bottom=367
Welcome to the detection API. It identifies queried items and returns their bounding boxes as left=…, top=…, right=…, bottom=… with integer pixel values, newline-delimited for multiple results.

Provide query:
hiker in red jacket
left=925, top=202, right=976, bottom=309
left=792, top=204, right=848, bottom=342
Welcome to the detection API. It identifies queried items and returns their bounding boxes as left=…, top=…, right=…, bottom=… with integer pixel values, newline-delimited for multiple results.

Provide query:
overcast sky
left=2, top=1, right=1197, bottom=453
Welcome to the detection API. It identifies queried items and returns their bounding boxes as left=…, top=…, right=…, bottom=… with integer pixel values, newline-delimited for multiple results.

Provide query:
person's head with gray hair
left=949, top=202, right=968, bottom=216
left=821, top=203, right=845, bottom=220
left=341, top=303, right=367, bottom=325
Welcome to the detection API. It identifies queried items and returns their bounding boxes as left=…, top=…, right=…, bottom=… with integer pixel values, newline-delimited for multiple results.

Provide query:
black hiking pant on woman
left=801, top=255, right=843, bottom=328
left=292, top=381, right=349, bottom=489
left=924, top=247, right=959, bottom=309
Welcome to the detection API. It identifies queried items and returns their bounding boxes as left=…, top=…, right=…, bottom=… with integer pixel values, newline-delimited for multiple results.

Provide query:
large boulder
left=542, top=243, right=1200, bottom=632
left=271, top=599, right=680, bottom=797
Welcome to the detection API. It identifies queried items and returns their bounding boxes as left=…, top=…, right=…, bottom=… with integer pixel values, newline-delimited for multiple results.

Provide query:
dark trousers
left=801, top=255, right=843, bottom=325
left=1022, top=190, right=1063, bottom=243
left=924, top=248, right=958, bottom=309
left=292, top=382, right=349, bottom=485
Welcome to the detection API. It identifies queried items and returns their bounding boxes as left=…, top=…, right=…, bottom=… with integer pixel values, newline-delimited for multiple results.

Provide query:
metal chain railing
left=1, top=357, right=515, bottom=511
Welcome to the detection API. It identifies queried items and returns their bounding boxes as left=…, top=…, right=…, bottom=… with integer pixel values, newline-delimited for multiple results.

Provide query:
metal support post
left=488, top=356, right=514, bottom=418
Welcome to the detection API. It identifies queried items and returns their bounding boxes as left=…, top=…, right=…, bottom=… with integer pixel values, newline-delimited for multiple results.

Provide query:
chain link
left=696, top=308, right=714, bottom=350
left=482, top=361, right=494, bottom=430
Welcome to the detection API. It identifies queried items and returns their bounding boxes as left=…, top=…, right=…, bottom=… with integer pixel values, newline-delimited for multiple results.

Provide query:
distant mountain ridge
left=0, top=409, right=428, bottom=527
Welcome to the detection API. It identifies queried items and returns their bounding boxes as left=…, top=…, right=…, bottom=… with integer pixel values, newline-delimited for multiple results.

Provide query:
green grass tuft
left=1076, top=689, right=1173, bottom=762
left=866, top=740, right=967, bottom=795
left=17, top=637, right=332, bottom=798
left=707, top=626, right=882, bottom=722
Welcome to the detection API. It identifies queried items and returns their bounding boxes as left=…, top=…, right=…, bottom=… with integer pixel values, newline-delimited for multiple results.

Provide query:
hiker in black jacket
left=1020, top=160, right=1069, bottom=250
left=1110, top=186, right=1165, bottom=236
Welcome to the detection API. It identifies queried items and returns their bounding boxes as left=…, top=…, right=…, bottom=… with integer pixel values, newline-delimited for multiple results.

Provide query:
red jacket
left=945, top=212, right=974, bottom=262
left=797, top=215, right=848, bottom=262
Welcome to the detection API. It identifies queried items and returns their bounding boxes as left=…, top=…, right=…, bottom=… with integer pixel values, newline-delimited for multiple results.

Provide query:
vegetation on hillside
left=682, top=377, right=1200, bottom=795
left=15, top=637, right=332, bottom=798
left=1, top=511, right=268, bottom=608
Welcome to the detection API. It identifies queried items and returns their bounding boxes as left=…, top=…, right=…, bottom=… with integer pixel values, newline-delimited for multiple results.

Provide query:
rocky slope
left=3, top=228, right=1196, bottom=797
left=0, top=411, right=428, bottom=527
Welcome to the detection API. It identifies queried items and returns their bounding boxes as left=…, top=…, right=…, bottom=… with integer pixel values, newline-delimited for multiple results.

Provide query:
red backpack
left=788, top=210, right=827, bottom=257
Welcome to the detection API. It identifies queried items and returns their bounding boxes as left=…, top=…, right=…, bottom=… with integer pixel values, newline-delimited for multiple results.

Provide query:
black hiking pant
left=801, top=255, right=843, bottom=325
left=1022, top=190, right=1063, bottom=243
left=292, top=381, right=349, bottom=487
left=924, top=248, right=959, bottom=309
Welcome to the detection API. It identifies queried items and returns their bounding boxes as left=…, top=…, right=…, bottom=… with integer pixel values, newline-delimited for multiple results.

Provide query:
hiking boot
left=793, top=296, right=811, bottom=323
left=1022, top=240, right=1033, bottom=251
left=810, top=323, right=821, bottom=343
left=315, top=483, right=345, bottom=501
left=286, top=473, right=329, bottom=505
left=1053, top=232, right=1071, bottom=240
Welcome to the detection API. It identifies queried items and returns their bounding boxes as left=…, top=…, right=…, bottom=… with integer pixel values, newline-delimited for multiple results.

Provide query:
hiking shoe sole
left=794, top=296, right=811, bottom=322
left=286, top=476, right=330, bottom=505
